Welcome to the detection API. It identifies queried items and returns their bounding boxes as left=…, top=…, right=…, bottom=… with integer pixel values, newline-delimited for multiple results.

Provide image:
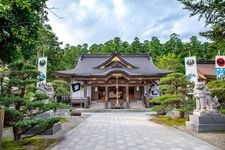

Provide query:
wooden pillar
left=116, top=76, right=119, bottom=106
left=141, top=86, right=144, bottom=101
left=83, top=82, right=88, bottom=108
left=126, top=84, right=129, bottom=108
left=146, top=82, right=150, bottom=108
left=0, top=108, right=5, bottom=149
left=105, top=85, right=108, bottom=108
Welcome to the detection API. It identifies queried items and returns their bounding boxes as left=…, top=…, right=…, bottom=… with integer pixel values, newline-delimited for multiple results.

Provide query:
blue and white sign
left=216, top=68, right=225, bottom=80
left=215, top=56, right=225, bottom=80
left=38, top=57, right=47, bottom=83
left=185, top=56, right=198, bottom=83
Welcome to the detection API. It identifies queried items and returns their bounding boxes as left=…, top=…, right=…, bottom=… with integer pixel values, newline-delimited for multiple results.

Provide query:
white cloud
left=113, top=0, right=127, bottom=21
left=46, top=0, right=208, bottom=46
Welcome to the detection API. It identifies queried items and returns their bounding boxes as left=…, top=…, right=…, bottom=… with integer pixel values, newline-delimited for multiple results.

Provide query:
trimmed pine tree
left=0, top=61, right=68, bottom=141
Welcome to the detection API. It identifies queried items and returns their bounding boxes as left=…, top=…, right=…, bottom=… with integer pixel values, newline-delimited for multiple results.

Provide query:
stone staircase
left=129, top=101, right=145, bottom=109
left=90, top=101, right=105, bottom=109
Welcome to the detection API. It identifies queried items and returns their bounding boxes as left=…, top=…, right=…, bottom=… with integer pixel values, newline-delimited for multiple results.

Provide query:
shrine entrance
left=108, top=86, right=126, bottom=108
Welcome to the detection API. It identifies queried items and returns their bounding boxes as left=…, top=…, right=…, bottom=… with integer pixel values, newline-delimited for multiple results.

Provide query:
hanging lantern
left=136, top=86, right=139, bottom=91
left=95, top=87, right=98, bottom=92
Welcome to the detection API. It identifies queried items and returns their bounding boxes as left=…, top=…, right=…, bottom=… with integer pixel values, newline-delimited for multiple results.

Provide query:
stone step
left=73, top=108, right=153, bottom=113
left=90, top=102, right=105, bottom=109
left=129, top=101, right=145, bottom=109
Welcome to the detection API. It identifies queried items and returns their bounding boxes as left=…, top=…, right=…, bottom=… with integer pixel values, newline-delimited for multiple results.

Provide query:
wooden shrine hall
left=56, top=51, right=172, bottom=109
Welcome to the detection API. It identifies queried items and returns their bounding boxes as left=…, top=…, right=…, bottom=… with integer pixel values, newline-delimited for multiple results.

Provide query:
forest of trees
left=0, top=0, right=225, bottom=142
left=0, top=0, right=225, bottom=81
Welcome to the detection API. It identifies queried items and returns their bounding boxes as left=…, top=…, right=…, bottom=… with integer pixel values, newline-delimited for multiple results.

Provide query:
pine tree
left=0, top=61, right=68, bottom=141
left=178, top=0, right=225, bottom=41
left=151, top=73, right=194, bottom=117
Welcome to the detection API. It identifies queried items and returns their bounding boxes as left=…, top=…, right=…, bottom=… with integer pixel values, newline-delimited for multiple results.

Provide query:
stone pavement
left=49, top=113, right=220, bottom=150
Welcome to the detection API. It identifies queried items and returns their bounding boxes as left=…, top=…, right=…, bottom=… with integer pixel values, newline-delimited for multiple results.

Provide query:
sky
left=46, top=0, right=208, bottom=46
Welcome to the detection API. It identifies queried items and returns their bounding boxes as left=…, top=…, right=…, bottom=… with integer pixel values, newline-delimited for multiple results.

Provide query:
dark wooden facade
left=56, top=52, right=172, bottom=109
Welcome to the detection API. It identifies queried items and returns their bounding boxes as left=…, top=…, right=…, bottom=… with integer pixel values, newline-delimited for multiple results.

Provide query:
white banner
left=70, top=81, right=84, bottom=99
left=38, top=57, right=47, bottom=83
left=185, top=56, right=198, bottom=83
left=215, top=56, right=225, bottom=80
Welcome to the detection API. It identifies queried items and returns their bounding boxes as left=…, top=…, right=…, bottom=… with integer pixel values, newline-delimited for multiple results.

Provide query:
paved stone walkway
left=50, top=113, right=220, bottom=150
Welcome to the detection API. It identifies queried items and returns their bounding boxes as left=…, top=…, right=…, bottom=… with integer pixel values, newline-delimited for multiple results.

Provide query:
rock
left=37, top=82, right=55, bottom=101
left=24, top=122, right=62, bottom=135
left=36, top=110, right=54, bottom=118
left=71, top=110, right=81, bottom=116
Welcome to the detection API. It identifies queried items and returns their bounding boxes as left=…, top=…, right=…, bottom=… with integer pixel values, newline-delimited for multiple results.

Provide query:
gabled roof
left=56, top=52, right=172, bottom=79
left=93, top=52, right=138, bottom=69
left=197, top=60, right=216, bottom=80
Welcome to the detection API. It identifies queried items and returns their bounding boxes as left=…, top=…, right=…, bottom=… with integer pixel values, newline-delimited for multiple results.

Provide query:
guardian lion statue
left=193, top=82, right=218, bottom=115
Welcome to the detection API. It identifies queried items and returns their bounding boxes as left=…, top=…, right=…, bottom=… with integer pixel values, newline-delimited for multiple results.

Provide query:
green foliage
left=2, top=137, right=24, bottom=150
left=40, top=102, right=69, bottom=112
left=33, top=93, right=49, bottom=101
left=52, top=80, right=70, bottom=96
left=4, top=108, right=23, bottom=126
left=160, top=73, right=190, bottom=95
left=177, top=99, right=195, bottom=113
left=2, top=136, right=56, bottom=150
left=60, top=32, right=217, bottom=76
left=163, top=33, right=184, bottom=55
left=155, top=53, right=184, bottom=73
left=22, top=136, right=44, bottom=146
left=151, top=105, right=167, bottom=116
left=207, top=80, right=225, bottom=107
left=0, top=61, right=66, bottom=141
left=151, top=73, right=193, bottom=117
left=178, top=0, right=225, bottom=41
left=15, top=117, right=60, bottom=129
left=152, top=116, right=187, bottom=126
left=151, top=94, right=183, bottom=105
left=0, top=0, right=49, bottom=63
left=219, top=109, right=225, bottom=114
left=59, top=117, right=69, bottom=123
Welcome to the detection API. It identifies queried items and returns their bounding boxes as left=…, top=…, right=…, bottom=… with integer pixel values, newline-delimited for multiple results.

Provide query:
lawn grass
left=3, top=127, right=12, bottom=131
left=152, top=116, right=187, bottom=127
left=59, top=117, right=69, bottom=123
left=219, top=109, right=225, bottom=114
left=2, top=137, right=24, bottom=150
left=2, top=136, right=57, bottom=150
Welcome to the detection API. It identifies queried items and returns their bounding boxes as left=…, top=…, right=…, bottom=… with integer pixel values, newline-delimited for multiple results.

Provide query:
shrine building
left=56, top=51, right=172, bottom=109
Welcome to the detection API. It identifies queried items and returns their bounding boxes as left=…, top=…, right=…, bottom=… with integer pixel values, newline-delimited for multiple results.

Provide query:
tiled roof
left=56, top=53, right=172, bottom=78
left=197, top=61, right=216, bottom=79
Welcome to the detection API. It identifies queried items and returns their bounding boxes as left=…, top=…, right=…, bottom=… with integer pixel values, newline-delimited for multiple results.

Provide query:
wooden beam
left=145, top=84, right=150, bottom=108
left=88, top=83, right=146, bottom=87
left=105, top=86, right=108, bottom=108
left=83, top=81, right=88, bottom=108
left=126, top=84, right=129, bottom=108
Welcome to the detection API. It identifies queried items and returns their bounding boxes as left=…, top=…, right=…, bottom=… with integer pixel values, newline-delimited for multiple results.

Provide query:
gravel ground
left=176, top=126, right=225, bottom=150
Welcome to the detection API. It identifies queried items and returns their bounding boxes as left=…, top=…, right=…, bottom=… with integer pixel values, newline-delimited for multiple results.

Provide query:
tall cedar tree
left=0, top=61, right=67, bottom=141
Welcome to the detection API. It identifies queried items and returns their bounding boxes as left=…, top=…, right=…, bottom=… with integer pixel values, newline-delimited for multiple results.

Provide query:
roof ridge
left=81, top=53, right=149, bottom=58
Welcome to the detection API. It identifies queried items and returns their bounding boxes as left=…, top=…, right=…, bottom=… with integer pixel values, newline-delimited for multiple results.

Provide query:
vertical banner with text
left=38, top=57, right=47, bottom=84
left=215, top=56, right=225, bottom=80
left=185, top=56, right=198, bottom=83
